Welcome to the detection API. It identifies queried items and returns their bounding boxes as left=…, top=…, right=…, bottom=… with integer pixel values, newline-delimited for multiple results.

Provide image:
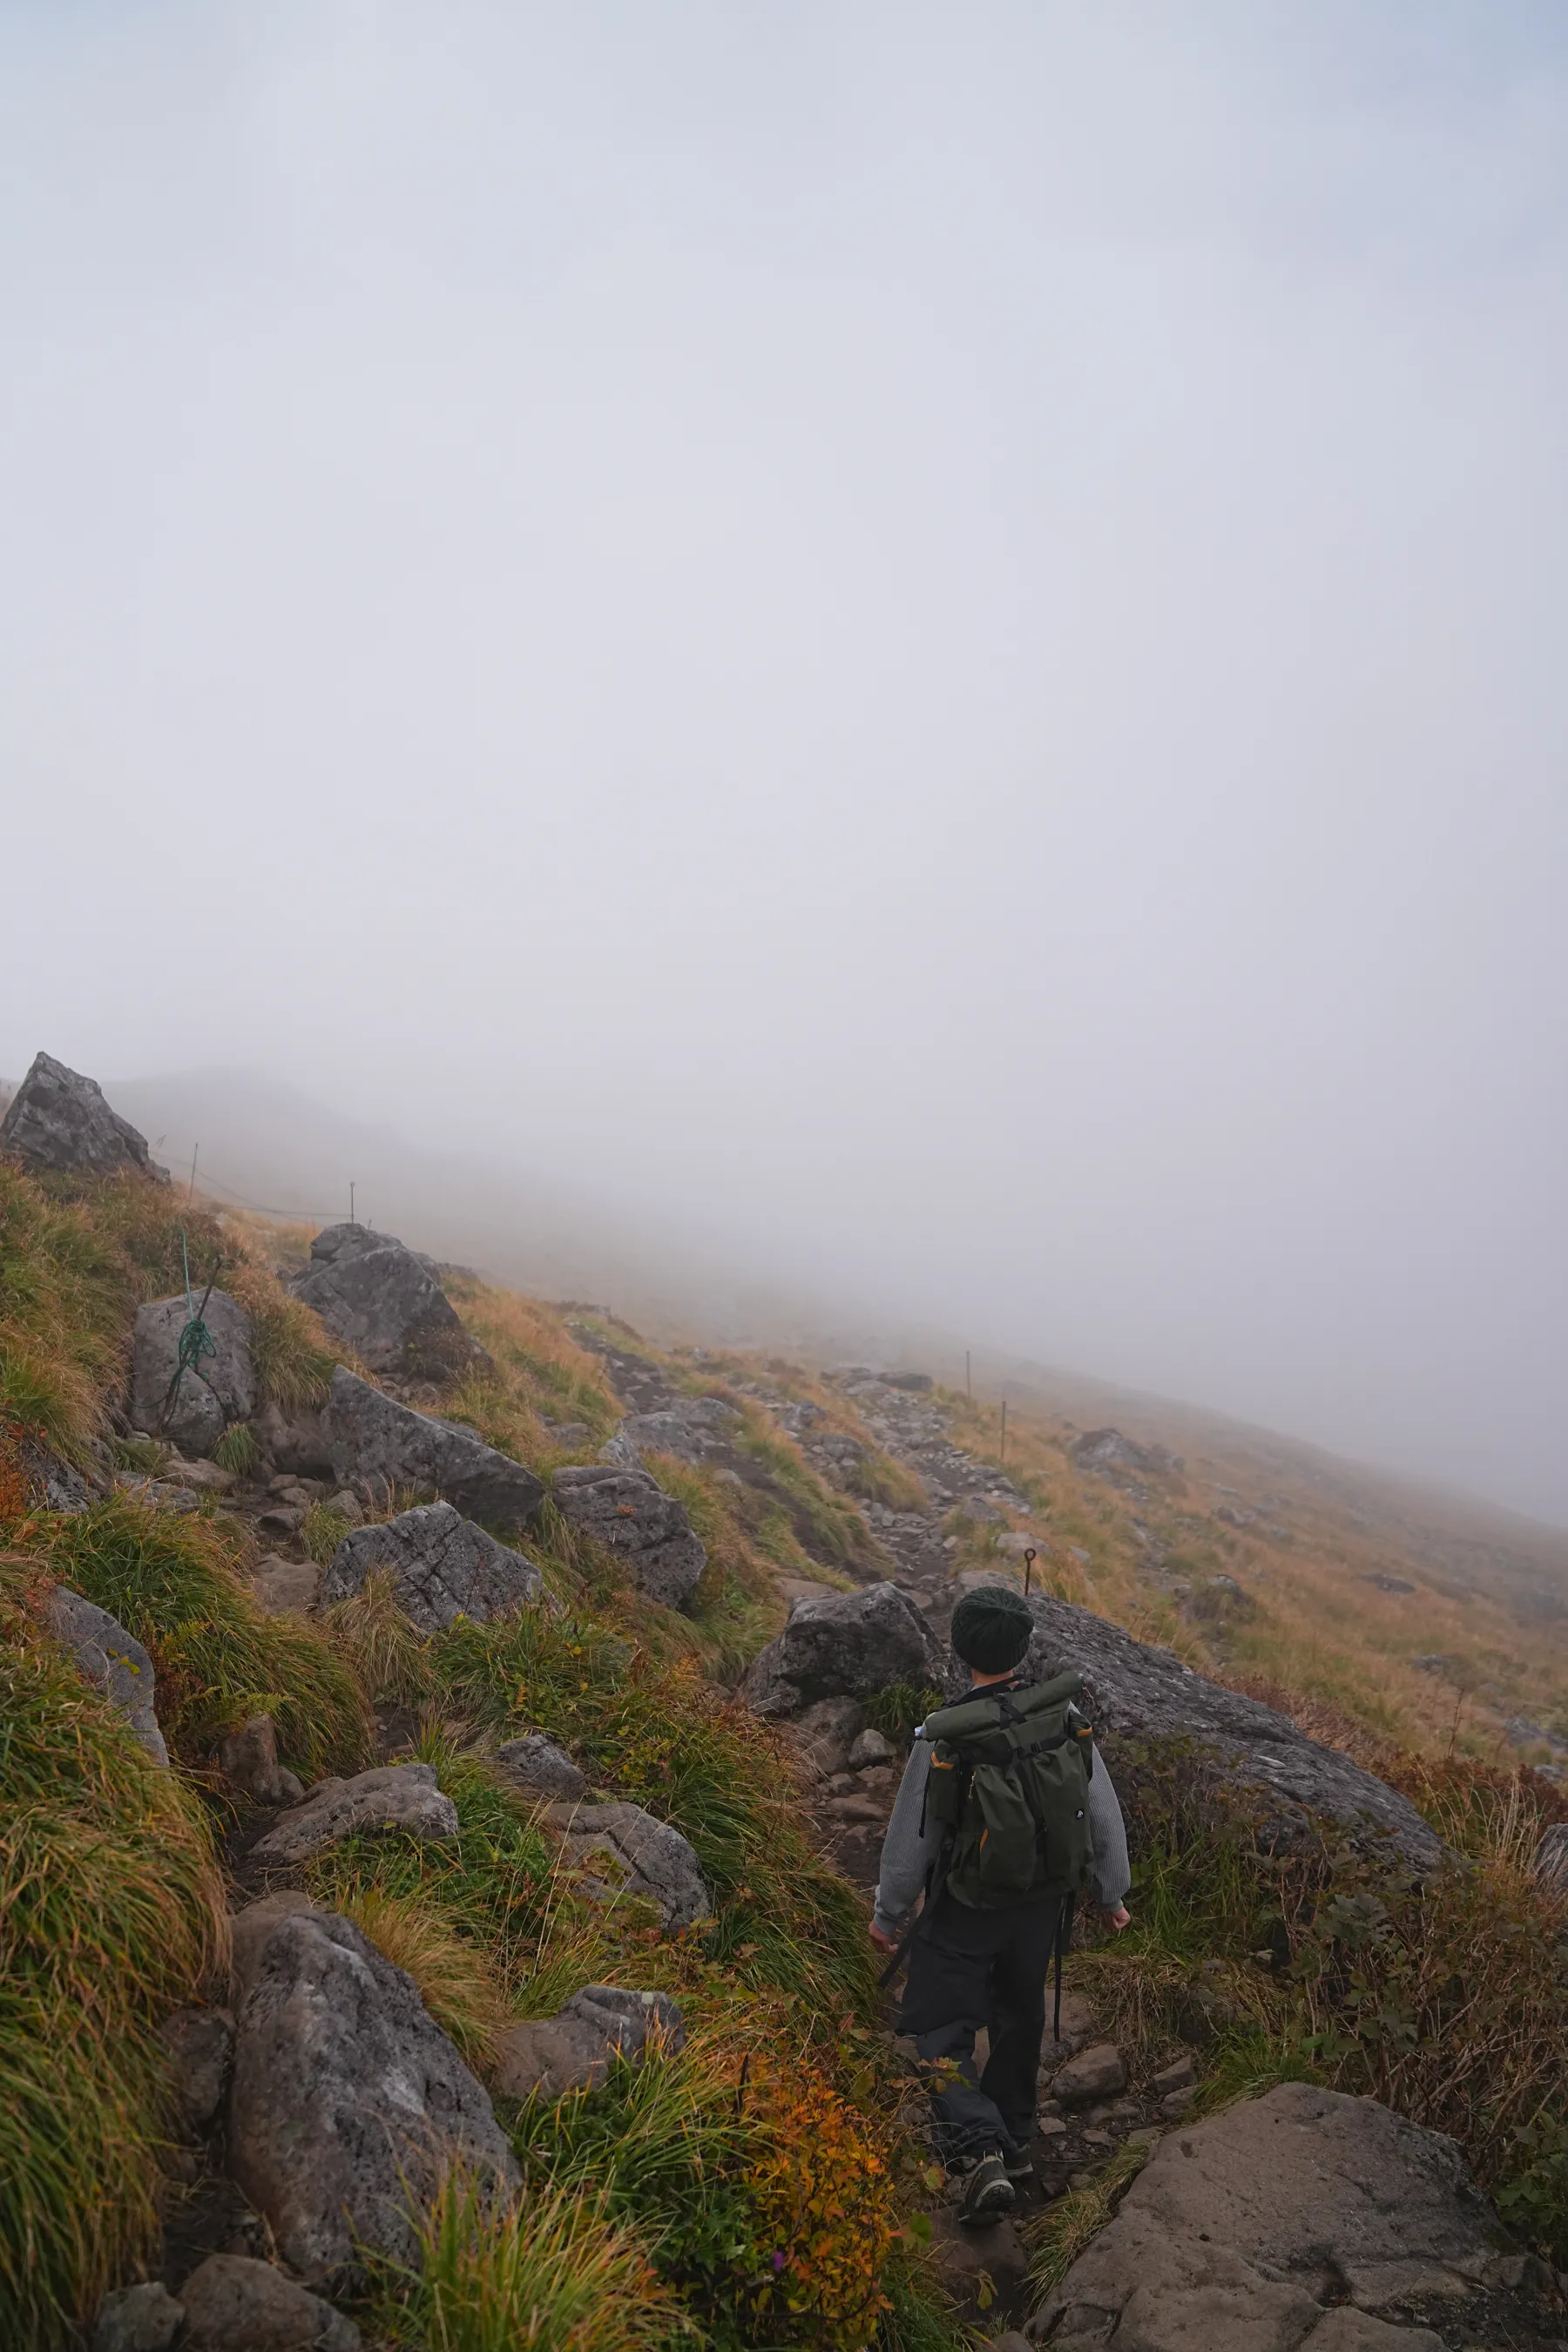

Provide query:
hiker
left=869, top=1584, right=1132, bottom=2224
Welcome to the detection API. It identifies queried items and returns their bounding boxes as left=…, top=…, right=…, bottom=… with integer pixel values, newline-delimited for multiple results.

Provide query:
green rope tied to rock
left=157, top=1232, right=220, bottom=1434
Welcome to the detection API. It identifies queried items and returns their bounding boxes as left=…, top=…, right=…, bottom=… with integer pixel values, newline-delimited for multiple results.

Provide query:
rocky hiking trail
left=6, top=1052, right=1568, bottom=2352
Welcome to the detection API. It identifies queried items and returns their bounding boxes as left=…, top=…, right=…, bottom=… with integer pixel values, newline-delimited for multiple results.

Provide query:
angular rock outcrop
left=179, top=2254, right=360, bottom=2351
left=226, top=1903, right=519, bottom=2282
left=131, top=1290, right=255, bottom=1455
left=551, top=1463, right=706, bottom=1610
left=291, top=1222, right=471, bottom=1378
left=42, top=1586, right=169, bottom=1765
left=322, top=1500, right=544, bottom=1632
left=546, top=1798, right=713, bottom=1930
left=494, top=1732, right=587, bottom=1801
left=249, top=1761, right=458, bottom=1867
left=324, top=1368, right=545, bottom=1532
left=218, top=1714, right=307, bottom=1808
left=490, top=1984, right=686, bottom=2099
left=1007, top=1591, right=1443, bottom=1868
left=742, top=1581, right=947, bottom=1719
left=0, top=1052, right=167, bottom=1179
left=1037, top=2083, right=1498, bottom=2350
left=601, top=1396, right=742, bottom=1468
left=1071, top=1427, right=1183, bottom=1479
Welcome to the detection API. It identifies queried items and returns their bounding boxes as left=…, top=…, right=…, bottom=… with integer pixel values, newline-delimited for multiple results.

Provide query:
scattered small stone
left=257, top=1505, right=304, bottom=1536
left=1151, top=2054, right=1196, bottom=2095
left=1159, top=2085, right=1198, bottom=2117
left=179, top=2252, right=360, bottom=2350
left=1053, top=2042, right=1128, bottom=2108
left=847, top=1726, right=896, bottom=1769
left=251, top=1556, right=322, bottom=1616
left=494, top=1733, right=587, bottom=1801
left=328, top=1489, right=363, bottom=1522
left=490, top=1985, right=685, bottom=2099
left=92, top=2281, right=185, bottom=2352
left=218, top=1715, right=306, bottom=1808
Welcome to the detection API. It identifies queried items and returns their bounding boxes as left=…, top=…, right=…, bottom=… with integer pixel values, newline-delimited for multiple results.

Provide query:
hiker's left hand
left=869, top=1923, right=897, bottom=1954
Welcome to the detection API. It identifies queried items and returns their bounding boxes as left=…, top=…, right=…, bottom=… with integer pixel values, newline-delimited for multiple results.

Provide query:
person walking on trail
left=869, top=1584, right=1132, bottom=2226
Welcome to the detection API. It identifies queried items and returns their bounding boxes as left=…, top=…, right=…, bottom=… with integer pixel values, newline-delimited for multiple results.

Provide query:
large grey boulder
left=551, top=1463, right=706, bottom=1610
left=179, top=2254, right=360, bottom=2351
left=249, top=1761, right=459, bottom=1867
left=226, top=1904, right=519, bottom=2283
left=43, top=1586, right=168, bottom=1765
left=742, top=1581, right=946, bottom=1719
left=491, top=1984, right=686, bottom=2099
left=0, top=1051, right=167, bottom=1180
left=291, top=1222, right=470, bottom=1378
left=131, top=1290, right=254, bottom=1454
left=545, top=1798, right=713, bottom=1930
left=324, top=1368, right=544, bottom=1531
left=602, top=1396, right=742, bottom=1468
left=1037, top=2082, right=1500, bottom=2350
left=322, top=1500, right=544, bottom=1632
left=1007, top=1591, right=1443, bottom=1869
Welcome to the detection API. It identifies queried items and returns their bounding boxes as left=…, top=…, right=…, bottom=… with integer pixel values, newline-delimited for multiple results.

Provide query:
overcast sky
left=3, top=4, right=1566, bottom=1520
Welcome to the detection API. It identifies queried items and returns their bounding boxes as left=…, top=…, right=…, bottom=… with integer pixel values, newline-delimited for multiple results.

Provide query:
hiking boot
left=1003, top=2146, right=1035, bottom=2184
left=957, top=2152, right=1016, bottom=2225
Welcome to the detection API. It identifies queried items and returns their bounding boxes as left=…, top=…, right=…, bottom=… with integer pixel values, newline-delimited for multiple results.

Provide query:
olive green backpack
left=919, top=1669, right=1096, bottom=1909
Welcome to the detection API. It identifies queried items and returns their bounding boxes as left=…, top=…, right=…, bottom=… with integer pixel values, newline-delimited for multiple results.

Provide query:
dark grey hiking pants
left=896, top=1892, right=1065, bottom=2163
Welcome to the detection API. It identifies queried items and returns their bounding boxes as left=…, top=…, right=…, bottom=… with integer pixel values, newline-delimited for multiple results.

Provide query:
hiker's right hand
left=869, top=1923, right=897, bottom=1955
left=1096, top=1904, right=1132, bottom=1931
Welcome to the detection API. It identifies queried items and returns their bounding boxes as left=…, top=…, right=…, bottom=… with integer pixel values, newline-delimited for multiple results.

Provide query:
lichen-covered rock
left=324, top=1368, right=544, bottom=1532
left=546, top=1798, right=713, bottom=1930
left=551, top=1463, right=706, bottom=1610
left=1037, top=2083, right=1493, bottom=2350
left=491, top=1984, right=685, bottom=2099
left=248, top=1762, right=458, bottom=1867
left=131, top=1290, right=254, bottom=1454
left=742, top=1581, right=946, bottom=1719
left=601, top=1396, right=742, bottom=1468
left=495, top=1732, right=587, bottom=1801
left=0, top=1051, right=167, bottom=1179
left=1006, top=1592, right=1443, bottom=1869
left=217, top=1715, right=306, bottom=1808
left=322, top=1500, right=544, bottom=1632
left=42, top=1586, right=168, bottom=1765
left=179, top=2252, right=361, bottom=2349
left=291, top=1222, right=472, bottom=1379
left=226, top=1906, right=518, bottom=2282
left=158, top=2005, right=234, bottom=2135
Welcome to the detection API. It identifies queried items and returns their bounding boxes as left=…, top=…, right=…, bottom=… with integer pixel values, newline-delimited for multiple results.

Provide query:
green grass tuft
left=0, top=1605, right=228, bottom=2346
left=33, top=1494, right=369, bottom=1774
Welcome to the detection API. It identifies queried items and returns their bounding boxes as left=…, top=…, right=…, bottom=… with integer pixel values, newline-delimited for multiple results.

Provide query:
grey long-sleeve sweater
left=871, top=1736, right=1132, bottom=1939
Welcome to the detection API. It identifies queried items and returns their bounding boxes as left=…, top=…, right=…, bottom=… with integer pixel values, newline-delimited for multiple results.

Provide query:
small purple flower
left=772, top=2251, right=787, bottom=2273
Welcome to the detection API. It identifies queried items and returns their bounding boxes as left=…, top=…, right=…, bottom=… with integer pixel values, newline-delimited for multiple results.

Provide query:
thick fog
left=3, top=6, right=1566, bottom=1521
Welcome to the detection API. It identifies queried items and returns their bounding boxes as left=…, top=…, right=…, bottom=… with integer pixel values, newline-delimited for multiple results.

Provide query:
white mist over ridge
left=3, top=8, right=1566, bottom=1521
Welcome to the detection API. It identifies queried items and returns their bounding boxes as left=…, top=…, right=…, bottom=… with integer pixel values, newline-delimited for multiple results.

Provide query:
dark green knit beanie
left=949, top=1584, right=1034, bottom=1673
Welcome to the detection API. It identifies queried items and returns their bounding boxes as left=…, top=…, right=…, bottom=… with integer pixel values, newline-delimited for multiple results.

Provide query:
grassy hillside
left=0, top=1162, right=960, bottom=2350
